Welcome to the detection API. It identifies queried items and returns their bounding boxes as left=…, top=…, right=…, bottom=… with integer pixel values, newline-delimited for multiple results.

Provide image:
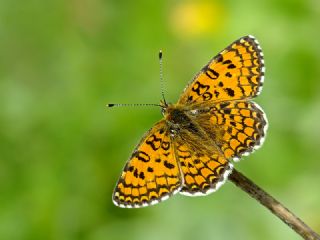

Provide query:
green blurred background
left=1, top=0, right=320, bottom=239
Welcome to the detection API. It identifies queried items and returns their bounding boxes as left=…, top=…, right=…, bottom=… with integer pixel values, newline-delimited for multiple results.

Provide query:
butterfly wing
left=178, top=35, right=264, bottom=105
left=174, top=143, right=232, bottom=196
left=172, top=125, right=233, bottom=196
left=189, top=100, right=268, bottom=161
left=113, top=120, right=182, bottom=208
left=213, top=101, right=268, bottom=160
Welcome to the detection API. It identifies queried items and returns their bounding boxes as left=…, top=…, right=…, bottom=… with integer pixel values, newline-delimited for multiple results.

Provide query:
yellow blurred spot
left=170, top=1, right=226, bottom=37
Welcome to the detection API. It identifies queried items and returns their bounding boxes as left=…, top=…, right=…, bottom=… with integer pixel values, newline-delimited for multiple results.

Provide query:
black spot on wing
left=133, top=151, right=151, bottom=162
left=225, top=72, right=232, bottom=78
left=139, top=172, right=145, bottom=180
left=164, top=160, right=175, bottom=169
left=206, top=68, right=219, bottom=80
left=224, top=88, right=235, bottom=97
left=228, top=64, right=236, bottom=69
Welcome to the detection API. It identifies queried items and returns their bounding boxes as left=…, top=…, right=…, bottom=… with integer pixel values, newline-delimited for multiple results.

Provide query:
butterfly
left=112, top=35, right=268, bottom=208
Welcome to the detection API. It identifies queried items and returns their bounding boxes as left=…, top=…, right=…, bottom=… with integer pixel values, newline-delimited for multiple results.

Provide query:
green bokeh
left=1, top=0, right=320, bottom=239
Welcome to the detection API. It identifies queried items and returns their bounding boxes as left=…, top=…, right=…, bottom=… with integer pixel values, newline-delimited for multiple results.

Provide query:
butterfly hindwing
left=178, top=35, right=265, bottom=105
left=214, top=101, right=268, bottom=160
left=190, top=100, right=268, bottom=161
left=171, top=121, right=233, bottom=196
left=113, top=120, right=182, bottom=208
left=174, top=142, right=233, bottom=196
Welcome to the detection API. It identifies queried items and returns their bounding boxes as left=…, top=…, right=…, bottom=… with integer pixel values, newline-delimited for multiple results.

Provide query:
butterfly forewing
left=113, top=120, right=182, bottom=208
left=178, top=35, right=265, bottom=105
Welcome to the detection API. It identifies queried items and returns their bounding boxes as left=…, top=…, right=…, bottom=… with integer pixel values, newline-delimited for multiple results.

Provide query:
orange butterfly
left=112, top=36, right=268, bottom=208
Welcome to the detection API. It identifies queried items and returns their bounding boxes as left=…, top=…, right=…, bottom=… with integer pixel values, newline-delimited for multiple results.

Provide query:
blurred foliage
left=0, top=0, right=320, bottom=239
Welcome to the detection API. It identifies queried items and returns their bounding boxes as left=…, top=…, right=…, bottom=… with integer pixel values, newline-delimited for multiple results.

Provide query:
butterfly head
left=160, top=100, right=178, bottom=117
left=160, top=99, right=169, bottom=116
left=160, top=102, right=188, bottom=126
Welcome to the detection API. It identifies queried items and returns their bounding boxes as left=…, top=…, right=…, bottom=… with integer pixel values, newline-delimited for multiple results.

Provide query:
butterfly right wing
left=211, top=100, right=268, bottom=161
left=113, top=120, right=182, bottom=208
left=189, top=100, right=268, bottom=162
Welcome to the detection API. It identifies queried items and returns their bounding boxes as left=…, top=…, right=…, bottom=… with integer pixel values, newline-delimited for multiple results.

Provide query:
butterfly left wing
left=178, top=35, right=264, bottom=105
left=113, top=120, right=182, bottom=208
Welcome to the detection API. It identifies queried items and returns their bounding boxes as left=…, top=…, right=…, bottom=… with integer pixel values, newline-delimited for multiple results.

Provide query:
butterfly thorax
left=161, top=103, right=211, bottom=150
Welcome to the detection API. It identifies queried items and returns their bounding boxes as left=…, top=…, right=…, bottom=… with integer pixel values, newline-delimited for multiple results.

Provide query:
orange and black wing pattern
left=174, top=142, right=232, bottom=196
left=212, top=101, right=267, bottom=161
left=178, top=35, right=265, bottom=105
left=113, top=120, right=182, bottom=208
left=192, top=100, right=268, bottom=162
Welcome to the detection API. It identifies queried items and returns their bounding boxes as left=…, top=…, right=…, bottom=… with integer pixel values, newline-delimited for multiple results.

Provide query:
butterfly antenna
left=107, top=51, right=167, bottom=109
left=159, top=50, right=167, bottom=106
left=106, top=103, right=161, bottom=108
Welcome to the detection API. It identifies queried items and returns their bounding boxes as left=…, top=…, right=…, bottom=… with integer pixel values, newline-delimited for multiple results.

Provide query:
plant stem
left=229, top=168, right=320, bottom=240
